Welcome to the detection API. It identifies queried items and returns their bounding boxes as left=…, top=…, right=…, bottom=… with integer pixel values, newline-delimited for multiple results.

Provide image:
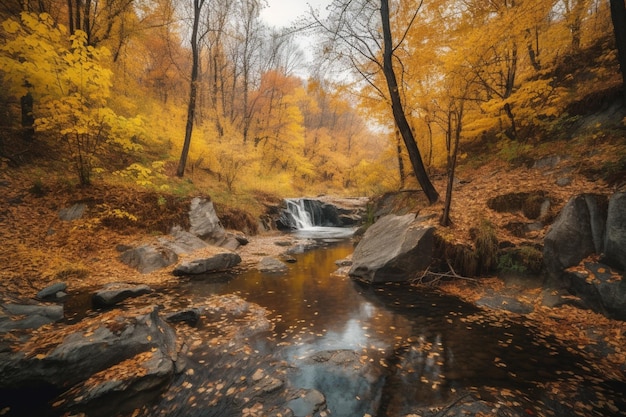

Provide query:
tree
left=312, top=0, right=439, bottom=203
left=177, top=0, right=206, bottom=178
left=380, top=0, right=438, bottom=203
left=610, top=0, right=626, bottom=105
left=0, top=12, right=142, bottom=185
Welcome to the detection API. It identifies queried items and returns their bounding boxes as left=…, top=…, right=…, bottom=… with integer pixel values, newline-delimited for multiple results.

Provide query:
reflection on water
left=174, top=239, right=626, bottom=417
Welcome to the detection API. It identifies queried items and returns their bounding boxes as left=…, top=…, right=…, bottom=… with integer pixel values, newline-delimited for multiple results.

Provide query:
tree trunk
left=610, top=0, right=626, bottom=105
left=380, top=0, right=439, bottom=204
left=177, top=0, right=204, bottom=177
left=395, top=130, right=406, bottom=189
left=441, top=109, right=462, bottom=227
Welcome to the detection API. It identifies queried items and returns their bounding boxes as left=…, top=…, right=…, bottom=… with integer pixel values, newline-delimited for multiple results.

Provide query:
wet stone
left=286, top=389, right=326, bottom=417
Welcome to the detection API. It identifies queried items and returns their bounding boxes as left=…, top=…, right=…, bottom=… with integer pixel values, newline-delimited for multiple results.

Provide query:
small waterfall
left=285, top=199, right=315, bottom=229
left=277, top=198, right=358, bottom=238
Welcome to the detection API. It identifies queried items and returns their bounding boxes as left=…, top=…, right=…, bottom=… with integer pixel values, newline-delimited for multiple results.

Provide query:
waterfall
left=277, top=198, right=358, bottom=238
left=285, top=199, right=315, bottom=229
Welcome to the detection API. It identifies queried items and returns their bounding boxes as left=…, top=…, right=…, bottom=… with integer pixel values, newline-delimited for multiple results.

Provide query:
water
left=165, top=239, right=626, bottom=417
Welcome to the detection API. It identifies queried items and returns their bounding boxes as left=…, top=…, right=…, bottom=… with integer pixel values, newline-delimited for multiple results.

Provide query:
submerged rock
left=349, top=214, right=434, bottom=283
left=257, top=256, right=289, bottom=273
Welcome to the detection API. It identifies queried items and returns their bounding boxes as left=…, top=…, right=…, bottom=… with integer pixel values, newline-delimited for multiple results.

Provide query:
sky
left=260, top=0, right=332, bottom=29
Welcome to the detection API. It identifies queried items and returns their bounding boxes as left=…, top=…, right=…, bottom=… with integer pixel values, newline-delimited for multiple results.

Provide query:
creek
left=57, top=199, right=625, bottom=416
left=137, top=234, right=624, bottom=417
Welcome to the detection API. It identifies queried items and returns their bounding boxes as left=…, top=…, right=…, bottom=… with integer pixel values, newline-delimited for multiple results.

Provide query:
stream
left=130, top=233, right=624, bottom=417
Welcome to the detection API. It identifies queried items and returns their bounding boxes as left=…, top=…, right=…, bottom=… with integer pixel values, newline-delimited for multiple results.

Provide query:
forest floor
left=1, top=120, right=626, bottom=386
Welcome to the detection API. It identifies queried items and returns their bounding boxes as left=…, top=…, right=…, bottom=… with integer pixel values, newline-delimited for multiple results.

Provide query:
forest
left=1, top=0, right=623, bottom=210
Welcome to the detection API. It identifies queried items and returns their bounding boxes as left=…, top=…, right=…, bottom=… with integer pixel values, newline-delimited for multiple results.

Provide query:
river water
left=158, top=236, right=625, bottom=417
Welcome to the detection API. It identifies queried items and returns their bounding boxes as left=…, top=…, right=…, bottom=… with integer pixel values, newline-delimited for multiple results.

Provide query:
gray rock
left=543, top=194, right=607, bottom=274
left=36, top=282, right=68, bottom=300
left=561, top=262, right=626, bottom=320
left=165, top=308, right=201, bottom=326
left=604, top=192, right=626, bottom=270
left=0, top=303, right=64, bottom=331
left=164, top=227, right=209, bottom=254
left=92, top=283, right=152, bottom=308
left=59, top=203, right=87, bottom=221
left=349, top=214, right=434, bottom=283
left=293, top=349, right=383, bottom=416
left=173, top=252, right=241, bottom=275
left=119, top=244, right=178, bottom=274
left=286, top=389, right=326, bottom=417
left=189, top=197, right=227, bottom=244
left=257, top=256, right=288, bottom=273
left=0, top=306, right=178, bottom=391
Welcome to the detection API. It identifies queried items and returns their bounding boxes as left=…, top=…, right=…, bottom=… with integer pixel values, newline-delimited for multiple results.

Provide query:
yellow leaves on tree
left=0, top=12, right=143, bottom=185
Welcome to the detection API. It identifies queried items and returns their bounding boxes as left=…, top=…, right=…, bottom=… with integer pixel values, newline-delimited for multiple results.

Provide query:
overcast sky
left=260, top=0, right=331, bottom=28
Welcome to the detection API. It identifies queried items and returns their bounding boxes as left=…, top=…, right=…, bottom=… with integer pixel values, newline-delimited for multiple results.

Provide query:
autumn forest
left=0, top=0, right=622, bottom=207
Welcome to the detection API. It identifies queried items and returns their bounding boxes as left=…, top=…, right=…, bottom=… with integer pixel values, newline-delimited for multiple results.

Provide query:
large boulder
left=173, top=251, right=241, bottom=276
left=349, top=214, right=435, bottom=283
left=0, top=306, right=178, bottom=394
left=604, top=192, right=626, bottom=270
left=189, top=197, right=227, bottom=244
left=543, top=194, right=607, bottom=274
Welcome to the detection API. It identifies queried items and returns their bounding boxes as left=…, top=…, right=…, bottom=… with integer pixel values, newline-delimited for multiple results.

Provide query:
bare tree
left=177, top=0, right=207, bottom=177
left=310, top=0, right=439, bottom=203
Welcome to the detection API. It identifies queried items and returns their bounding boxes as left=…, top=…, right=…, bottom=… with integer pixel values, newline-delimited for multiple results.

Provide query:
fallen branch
left=410, top=260, right=479, bottom=286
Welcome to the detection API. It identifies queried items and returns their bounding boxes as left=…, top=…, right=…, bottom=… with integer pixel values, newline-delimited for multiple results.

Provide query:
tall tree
left=380, top=0, right=438, bottom=203
left=610, top=0, right=626, bottom=105
left=177, top=0, right=206, bottom=177
left=312, top=0, right=439, bottom=203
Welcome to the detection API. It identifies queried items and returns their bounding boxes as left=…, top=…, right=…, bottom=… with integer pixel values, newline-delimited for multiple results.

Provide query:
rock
left=92, top=283, right=152, bottom=308
left=604, top=192, right=626, bottom=270
left=293, top=350, right=383, bottom=416
left=257, top=257, right=288, bottom=273
left=57, top=347, right=176, bottom=416
left=0, top=303, right=64, bottom=331
left=0, top=306, right=178, bottom=392
left=561, top=262, right=626, bottom=320
left=189, top=197, right=227, bottom=244
left=286, top=389, right=326, bottom=417
left=533, top=155, right=561, bottom=169
left=543, top=194, right=607, bottom=274
left=165, top=226, right=208, bottom=254
left=173, top=252, right=241, bottom=275
left=165, top=308, right=201, bottom=326
left=59, top=203, right=87, bottom=221
left=349, top=214, right=434, bottom=283
left=119, top=244, right=178, bottom=274
left=36, top=282, right=68, bottom=300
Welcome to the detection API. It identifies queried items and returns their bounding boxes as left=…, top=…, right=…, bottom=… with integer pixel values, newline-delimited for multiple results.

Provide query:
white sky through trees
left=261, top=0, right=331, bottom=28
